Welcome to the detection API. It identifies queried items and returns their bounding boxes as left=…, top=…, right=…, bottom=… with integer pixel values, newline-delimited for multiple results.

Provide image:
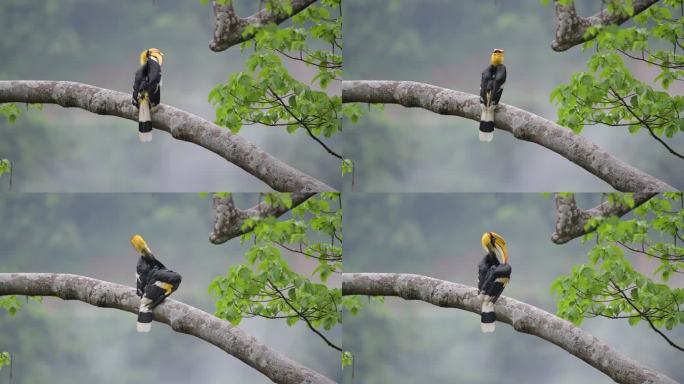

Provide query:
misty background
left=342, top=193, right=684, bottom=383
left=0, top=0, right=341, bottom=192
left=342, top=0, right=683, bottom=191
left=0, top=194, right=340, bottom=383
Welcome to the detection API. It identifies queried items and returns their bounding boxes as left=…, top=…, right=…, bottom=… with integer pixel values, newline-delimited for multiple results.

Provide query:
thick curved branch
left=342, top=273, right=677, bottom=384
left=0, top=80, right=333, bottom=192
left=210, top=192, right=314, bottom=244
left=552, top=192, right=656, bottom=244
left=0, top=273, right=335, bottom=384
left=552, top=0, right=660, bottom=52
left=341, top=80, right=674, bottom=192
left=210, top=0, right=318, bottom=52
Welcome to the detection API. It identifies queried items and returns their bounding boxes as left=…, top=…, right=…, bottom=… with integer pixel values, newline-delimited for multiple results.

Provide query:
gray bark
left=552, top=0, right=661, bottom=52
left=0, top=273, right=336, bottom=384
left=342, top=273, right=677, bottom=384
left=210, top=192, right=314, bottom=244
left=341, top=80, right=675, bottom=192
left=552, top=192, right=656, bottom=244
left=210, top=0, right=318, bottom=52
left=0, top=80, right=333, bottom=192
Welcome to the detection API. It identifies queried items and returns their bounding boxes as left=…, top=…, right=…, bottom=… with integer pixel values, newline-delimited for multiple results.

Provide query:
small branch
left=267, top=87, right=343, bottom=160
left=341, top=80, right=675, bottom=192
left=0, top=273, right=335, bottom=384
left=210, top=0, right=319, bottom=52
left=551, top=0, right=661, bottom=52
left=268, top=279, right=342, bottom=352
left=342, top=273, right=677, bottom=384
left=609, top=87, right=684, bottom=160
left=0, top=80, right=334, bottom=192
left=210, top=192, right=314, bottom=244
left=611, top=280, right=684, bottom=352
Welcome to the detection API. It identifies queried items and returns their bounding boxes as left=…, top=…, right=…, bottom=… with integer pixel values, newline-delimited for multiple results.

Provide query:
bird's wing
left=486, top=264, right=512, bottom=303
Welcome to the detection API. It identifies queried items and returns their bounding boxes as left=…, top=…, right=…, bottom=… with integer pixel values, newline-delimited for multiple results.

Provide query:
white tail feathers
left=480, top=106, right=494, bottom=122
left=138, top=98, right=153, bottom=143
left=139, top=100, right=151, bottom=122
left=479, top=131, right=493, bottom=142
left=139, top=131, right=153, bottom=142
left=481, top=322, right=496, bottom=333
left=480, top=299, right=496, bottom=333
left=136, top=322, right=151, bottom=333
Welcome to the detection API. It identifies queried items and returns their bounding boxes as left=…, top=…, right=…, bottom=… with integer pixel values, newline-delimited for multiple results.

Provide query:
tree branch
left=551, top=0, right=661, bottom=52
left=210, top=0, right=319, bottom=52
left=342, top=273, right=677, bottom=384
left=0, top=273, right=335, bottom=384
left=0, top=80, right=333, bottom=192
left=210, top=192, right=314, bottom=244
left=341, top=80, right=675, bottom=192
left=552, top=192, right=656, bottom=244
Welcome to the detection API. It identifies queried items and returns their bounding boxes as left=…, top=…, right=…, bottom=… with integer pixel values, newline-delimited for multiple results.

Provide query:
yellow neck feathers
left=490, top=50, right=504, bottom=66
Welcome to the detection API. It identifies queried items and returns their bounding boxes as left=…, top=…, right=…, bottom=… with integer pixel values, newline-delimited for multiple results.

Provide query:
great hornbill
left=131, top=234, right=181, bottom=332
left=132, top=48, right=164, bottom=142
left=479, top=49, right=506, bottom=142
left=477, top=231, right=511, bottom=333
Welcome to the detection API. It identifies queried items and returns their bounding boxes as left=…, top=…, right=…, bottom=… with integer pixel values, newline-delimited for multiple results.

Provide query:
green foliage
left=552, top=193, right=684, bottom=346
left=208, top=0, right=362, bottom=174
left=550, top=0, right=684, bottom=155
left=209, top=192, right=361, bottom=350
left=0, top=352, right=9, bottom=370
left=0, top=159, right=10, bottom=177
left=0, top=296, right=21, bottom=316
left=0, top=104, right=21, bottom=124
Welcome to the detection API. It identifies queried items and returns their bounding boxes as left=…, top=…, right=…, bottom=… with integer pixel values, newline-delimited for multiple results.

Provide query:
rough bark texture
left=210, top=0, right=318, bottom=52
left=0, top=273, right=335, bottom=384
left=552, top=0, right=660, bottom=51
left=552, top=192, right=656, bottom=244
left=0, top=80, right=333, bottom=192
left=210, top=192, right=314, bottom=244
left=342, top=273, right=677, bottom=384
left=341, top=80, right=675, bottom=192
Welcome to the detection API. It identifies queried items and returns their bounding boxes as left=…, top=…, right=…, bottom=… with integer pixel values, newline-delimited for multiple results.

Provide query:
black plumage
left=132, top=50, right=162, bottom=142
left=134, top=238, right=181, bottom=333
left=478, top=55, right=507, bottom=142
left=478, top=232, right=511, bottom=333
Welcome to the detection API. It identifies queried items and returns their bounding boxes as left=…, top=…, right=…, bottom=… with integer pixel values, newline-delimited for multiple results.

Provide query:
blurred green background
left=0, top=0, right=341, bottom=192
left=342, top=193, right=684, bottom=383
left=0, top=194, right=340, bottom=383
left=342, top=0, right=684, bottom=191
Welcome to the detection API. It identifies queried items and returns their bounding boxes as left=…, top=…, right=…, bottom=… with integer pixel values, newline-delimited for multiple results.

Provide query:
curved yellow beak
left=131, top=234, right=151, bottom=255
left=139, top=48, right=164, bottom=65
left=482, top=231, right=508, bottom=264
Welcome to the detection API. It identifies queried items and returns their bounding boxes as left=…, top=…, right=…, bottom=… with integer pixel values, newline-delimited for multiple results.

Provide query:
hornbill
left=132, top=48, right=164, bottom=142
left=131, top=234, right=181, bottom=333
left=479, top=49, right=506, bottom=142
left=477, top=231, right=511, bottom=333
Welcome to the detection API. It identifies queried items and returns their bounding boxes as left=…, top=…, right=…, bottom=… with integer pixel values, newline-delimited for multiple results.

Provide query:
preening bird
left=131, top=234, right=181, bottom=333
left=479, top=49, right=506, bottom=142
left=477, top=231, right=511, bottom=333
left=132, top=48, right=164, bottom=142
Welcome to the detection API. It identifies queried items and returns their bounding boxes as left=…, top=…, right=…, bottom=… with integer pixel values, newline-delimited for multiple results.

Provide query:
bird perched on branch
left=132, top=48, right=164, bottom=142
left=479, top=49, right=506, bottom=142
left=478, top=231, right=511, bottom=333
left=131, top=234, right=181, bottom=332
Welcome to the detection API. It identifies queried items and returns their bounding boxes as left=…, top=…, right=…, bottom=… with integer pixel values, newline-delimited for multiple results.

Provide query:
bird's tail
left=137, top=298, right=153, bottom=333
left=479, top=105, right=495, bottom=142
left=480, top=298, right=496, bottom=333
left=138, top=96, right=153, bottom=143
